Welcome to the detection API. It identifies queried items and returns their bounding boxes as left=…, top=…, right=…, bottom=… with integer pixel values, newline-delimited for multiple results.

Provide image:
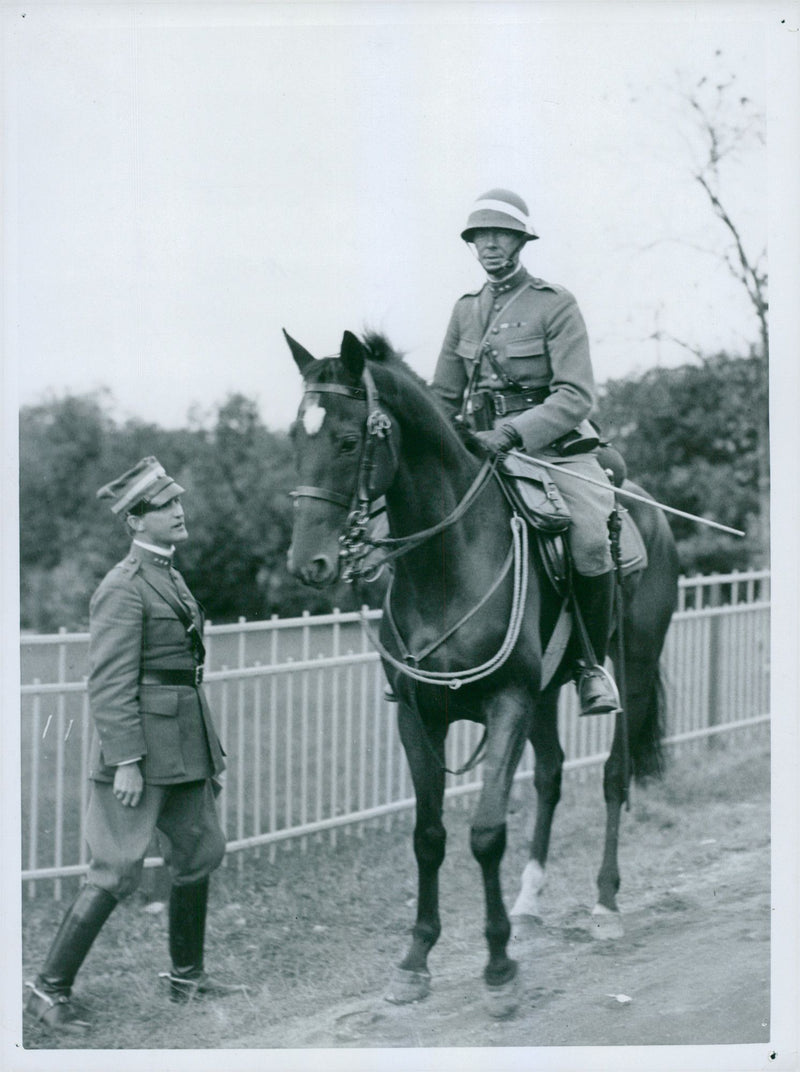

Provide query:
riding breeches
left=84, top=779, right=226, bottom=900
left=543, top=452, right=615, bottom=576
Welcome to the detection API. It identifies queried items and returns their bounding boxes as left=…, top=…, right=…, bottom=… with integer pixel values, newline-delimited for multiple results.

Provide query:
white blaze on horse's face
left=301, top=397, right=326, bottom=437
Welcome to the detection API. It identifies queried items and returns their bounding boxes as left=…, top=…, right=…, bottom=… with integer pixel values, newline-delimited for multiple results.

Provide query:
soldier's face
left=471, top=228, right=524, bottom=276
left=134, top=496, right=189, bottom=547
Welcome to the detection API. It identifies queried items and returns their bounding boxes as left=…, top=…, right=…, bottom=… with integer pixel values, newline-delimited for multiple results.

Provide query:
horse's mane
left=359, top=331, right=479, bottom=457
left=302, top=329, right=481, bottom=459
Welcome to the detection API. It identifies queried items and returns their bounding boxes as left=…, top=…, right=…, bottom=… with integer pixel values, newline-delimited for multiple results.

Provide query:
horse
left=285, top=328, right=680, bottom=1016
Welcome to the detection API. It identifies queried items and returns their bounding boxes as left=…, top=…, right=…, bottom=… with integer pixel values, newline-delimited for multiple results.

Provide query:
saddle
left=497, top=452, right=647, bottom=595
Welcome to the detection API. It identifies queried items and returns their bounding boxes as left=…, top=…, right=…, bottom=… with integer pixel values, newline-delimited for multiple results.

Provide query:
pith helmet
left=460, top=188, right=539, bottom=242
left=96, top=456, right=185, bottom=515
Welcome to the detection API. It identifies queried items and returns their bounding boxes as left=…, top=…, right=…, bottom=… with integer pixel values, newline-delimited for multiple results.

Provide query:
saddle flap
left=498, top=452, right=572, bottom=534
left=617, top=504, right=648, bottom=576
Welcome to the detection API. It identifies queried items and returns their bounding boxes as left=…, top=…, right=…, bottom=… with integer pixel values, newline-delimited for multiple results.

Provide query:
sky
left=3, top=1, right=782, bottom=433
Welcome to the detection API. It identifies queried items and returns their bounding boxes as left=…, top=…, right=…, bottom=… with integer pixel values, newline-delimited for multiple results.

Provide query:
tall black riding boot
left=25, top=884, right=117, bottom=1034
left=571, top=571, right=620, bottom=717
left=162, top=877, right=248, bottom=1002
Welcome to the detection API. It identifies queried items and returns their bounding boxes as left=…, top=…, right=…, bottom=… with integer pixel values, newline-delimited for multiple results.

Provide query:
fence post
left=706, top=585, right=723, bottom=748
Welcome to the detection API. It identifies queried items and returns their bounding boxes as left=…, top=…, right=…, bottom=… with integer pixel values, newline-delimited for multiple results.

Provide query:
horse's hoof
left=485, top=969, right=520, bottom=1020
left=590, top=903, right=624, bottom=940
left=510, top=914, right=544, bottom=943
left=384, top=968, right=431, bottom=1005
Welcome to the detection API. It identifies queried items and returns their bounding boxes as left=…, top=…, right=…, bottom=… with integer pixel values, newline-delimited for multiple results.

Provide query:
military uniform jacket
left=432, top=266, right=597, bottom=454
left=87, top=541, right=225, bottom=785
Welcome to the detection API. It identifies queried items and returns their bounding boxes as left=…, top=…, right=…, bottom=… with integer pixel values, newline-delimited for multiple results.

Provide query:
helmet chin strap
left=467, top=235, right=526, bottom=280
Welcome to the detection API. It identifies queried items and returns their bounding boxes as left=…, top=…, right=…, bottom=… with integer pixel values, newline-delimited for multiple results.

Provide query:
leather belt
left=140, top=667, right=204, bottom=687
left=480, top=386, right=550, bottom=417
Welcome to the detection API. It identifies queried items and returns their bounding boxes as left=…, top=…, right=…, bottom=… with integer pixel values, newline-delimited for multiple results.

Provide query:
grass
left=19, top=729, right=770, bottom=1051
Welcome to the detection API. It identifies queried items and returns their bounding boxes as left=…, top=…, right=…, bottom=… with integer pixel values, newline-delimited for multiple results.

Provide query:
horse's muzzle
left=287, top=546, right=339, bottom=588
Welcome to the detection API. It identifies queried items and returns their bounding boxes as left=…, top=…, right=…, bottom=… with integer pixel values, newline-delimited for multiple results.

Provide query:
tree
left=639, top=53, right=769, bottom=565
left=19, top=393, right=116, bottom=630
left=596, top=351, right=767, bottom=574
left=176, top=393, right=322, bottom=621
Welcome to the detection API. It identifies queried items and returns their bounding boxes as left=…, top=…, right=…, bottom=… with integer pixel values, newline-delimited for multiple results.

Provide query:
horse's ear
left=339, top=330, right=366, bottom=382
left=283, top=329, right=316, bottom=376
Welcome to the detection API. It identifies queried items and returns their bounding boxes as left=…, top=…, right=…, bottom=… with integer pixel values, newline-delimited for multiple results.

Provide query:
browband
left=303, top=382, right=366, bottom=401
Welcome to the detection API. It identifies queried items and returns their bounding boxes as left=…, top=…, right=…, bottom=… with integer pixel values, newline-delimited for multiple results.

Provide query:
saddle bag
left=498, top=452, right=572, bottom=534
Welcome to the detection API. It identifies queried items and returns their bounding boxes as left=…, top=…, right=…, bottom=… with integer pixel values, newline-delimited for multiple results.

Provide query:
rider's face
left=470, top=228, right=525, bottom=276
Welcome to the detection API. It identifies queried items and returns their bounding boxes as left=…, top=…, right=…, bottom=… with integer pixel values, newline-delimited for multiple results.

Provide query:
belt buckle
left=194, top=665, right=204, bottom=686
left=492, top=392, right=507, bottom=417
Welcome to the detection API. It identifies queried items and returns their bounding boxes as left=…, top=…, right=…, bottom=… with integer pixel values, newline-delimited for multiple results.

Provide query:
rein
left=361, top=513, right=530, bottom=691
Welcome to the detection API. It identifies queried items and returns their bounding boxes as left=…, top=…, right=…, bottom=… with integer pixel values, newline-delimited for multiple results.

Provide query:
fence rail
left=20, top=571, right=770, bottom=896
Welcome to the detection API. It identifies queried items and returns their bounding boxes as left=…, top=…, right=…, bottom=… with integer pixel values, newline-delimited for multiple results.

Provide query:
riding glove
left=474, top=423, right=523, bottom=456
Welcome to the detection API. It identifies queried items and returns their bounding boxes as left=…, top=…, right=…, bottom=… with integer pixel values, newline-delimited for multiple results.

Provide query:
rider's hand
left=113, top=762, right=144, bottom=808
left=474, top=423, right=523, bottom=456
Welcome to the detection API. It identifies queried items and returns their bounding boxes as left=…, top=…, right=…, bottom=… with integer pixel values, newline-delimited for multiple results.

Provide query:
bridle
left=291, top=366, right=504, bottom=583
left=290, top=366, right=400, bottom=582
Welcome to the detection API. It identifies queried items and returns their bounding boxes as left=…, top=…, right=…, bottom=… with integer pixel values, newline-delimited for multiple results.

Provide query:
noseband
left=291, top=367, right=397, bottom=578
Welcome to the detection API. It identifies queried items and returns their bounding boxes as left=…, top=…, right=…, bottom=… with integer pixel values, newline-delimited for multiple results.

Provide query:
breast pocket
left=139, top=685, right=186, bottom=779
left=146, top=612, right=187, bottom=647
left=503, top=334, right=550, bottom=382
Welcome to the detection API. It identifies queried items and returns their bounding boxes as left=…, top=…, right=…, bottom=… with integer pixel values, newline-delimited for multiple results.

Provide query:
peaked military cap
left=96, top=456, right=185, bottom=515
left=461, top=188, right=539, bottom=242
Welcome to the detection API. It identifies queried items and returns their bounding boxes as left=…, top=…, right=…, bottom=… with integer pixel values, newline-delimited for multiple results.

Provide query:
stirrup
left=576, top=663, right=621, bottom=717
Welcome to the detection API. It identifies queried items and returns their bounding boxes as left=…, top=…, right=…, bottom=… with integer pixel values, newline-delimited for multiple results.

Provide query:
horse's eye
left=339, top=435, right=360, bottom=454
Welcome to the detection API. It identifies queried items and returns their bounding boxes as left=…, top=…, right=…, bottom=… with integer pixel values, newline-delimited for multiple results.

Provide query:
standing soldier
left=25, top=457, right=246, bottom=1035
left=432, top=188, right=619, bottom=716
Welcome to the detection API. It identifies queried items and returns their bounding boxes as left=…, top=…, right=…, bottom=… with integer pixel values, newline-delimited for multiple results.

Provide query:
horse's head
left=285, top=329, right=400, bottom=588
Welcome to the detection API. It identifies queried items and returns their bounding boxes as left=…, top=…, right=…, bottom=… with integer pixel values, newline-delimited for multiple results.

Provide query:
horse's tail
left=628, top=661, right=668, bottom=783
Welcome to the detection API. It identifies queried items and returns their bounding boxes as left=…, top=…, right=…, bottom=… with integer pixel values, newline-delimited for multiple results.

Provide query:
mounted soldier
left=431, top=188, right=619, bottom=716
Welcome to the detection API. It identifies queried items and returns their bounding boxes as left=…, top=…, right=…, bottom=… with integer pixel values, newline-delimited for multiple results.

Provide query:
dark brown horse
left=286, top=329, right=679, bottom=1016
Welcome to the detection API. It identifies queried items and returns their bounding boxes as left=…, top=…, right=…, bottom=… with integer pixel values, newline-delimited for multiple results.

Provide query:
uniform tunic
left=84, top=541, right=226, bottom=897
left=432, top=265, right=614, bottom=575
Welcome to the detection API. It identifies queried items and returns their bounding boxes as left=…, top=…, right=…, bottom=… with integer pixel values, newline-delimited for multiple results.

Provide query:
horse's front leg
left=510, top=683, right=563, bottom=930
left=385, top=700, right=446, bottom=1004
left=470, top=687, right=531, bottom=1016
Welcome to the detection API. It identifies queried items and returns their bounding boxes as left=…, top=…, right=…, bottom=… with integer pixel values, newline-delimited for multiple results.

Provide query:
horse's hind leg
left=592, top=712, right=628, bottom=940
left=385, top=703, right=446, bottom=1004
left=510, top=684, right=563, bottom=929
left=592, top=655, right=661, bottom=940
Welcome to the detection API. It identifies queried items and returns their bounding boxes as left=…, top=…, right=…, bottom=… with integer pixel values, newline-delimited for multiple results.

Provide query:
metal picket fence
left=20, top=570, right=770, bottom=897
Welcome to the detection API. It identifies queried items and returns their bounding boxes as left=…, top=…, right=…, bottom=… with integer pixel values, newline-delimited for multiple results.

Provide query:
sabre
left=508, top=449, right=747, bottom=538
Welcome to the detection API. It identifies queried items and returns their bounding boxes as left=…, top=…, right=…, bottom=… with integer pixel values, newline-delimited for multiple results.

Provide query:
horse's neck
left=383, top=434, right=509, bottom=596
left=384, top=430, right=477, bottom=532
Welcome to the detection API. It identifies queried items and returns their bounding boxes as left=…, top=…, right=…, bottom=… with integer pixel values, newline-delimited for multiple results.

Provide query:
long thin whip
left=508, top=449, right=746, bottom=538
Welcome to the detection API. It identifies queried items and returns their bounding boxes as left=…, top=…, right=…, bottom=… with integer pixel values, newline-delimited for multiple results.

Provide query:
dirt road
left=229, top=735, right=772, bottom=1051
left=21, top=734, right=773, bottom=1062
